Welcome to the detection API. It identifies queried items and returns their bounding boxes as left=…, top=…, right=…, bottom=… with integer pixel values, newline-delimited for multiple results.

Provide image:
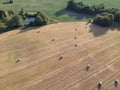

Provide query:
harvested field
left=0, top=22, right=120, bottom=90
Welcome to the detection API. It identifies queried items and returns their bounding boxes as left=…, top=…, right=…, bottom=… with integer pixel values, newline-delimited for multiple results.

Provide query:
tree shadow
left=18, top=26, right=41, bottom=33
left=89, top=24, right=109, bottom=37
left=55, top=8, right=120, bottom=37
left=89, top=24, right=120, bottom=37
left=55, top=8, right=94, bottom=20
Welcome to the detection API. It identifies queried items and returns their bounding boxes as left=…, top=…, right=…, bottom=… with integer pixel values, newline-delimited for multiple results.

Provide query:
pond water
left=21, top=17, right=36, bottom=25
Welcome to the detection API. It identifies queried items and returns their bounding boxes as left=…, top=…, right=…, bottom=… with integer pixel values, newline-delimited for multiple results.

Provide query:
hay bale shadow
left=74, top=37, right=77, bottom=39
left=51, top=39, right=55, bottom=42
left=58, top=56, right=63, bottom=61
left=74, top=44, right=78, bottom=47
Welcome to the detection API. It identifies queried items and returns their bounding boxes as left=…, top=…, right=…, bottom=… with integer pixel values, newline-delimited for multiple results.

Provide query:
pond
left=21, top=17, right=36, bottom=25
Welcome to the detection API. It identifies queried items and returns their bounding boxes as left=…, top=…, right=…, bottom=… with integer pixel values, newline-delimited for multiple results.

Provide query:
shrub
left=34, top=15, right=44, bottom=26
left=9, top=0, right=13, bottom=3
left=8, top=10, right=14, bottom=16
left=0, top=21, right=6, bottom=33
left=19, top=8, right=24, bottom=16
left=28, top=21, right=35, bottom=26
left=0, top=10, right=7, bottom=20
left=6, top=15, right=22, bottom=29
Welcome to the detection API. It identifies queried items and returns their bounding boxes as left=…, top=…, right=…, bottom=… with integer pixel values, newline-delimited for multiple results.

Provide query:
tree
left=8, top=10, right=14, bottom=16
left=19, top=8, right=24, bottom=16
left=67, top=0, right=76, bottom=10
left=0, top=21, right=6, bottom=32
left=34, top=15, right=44, bottom=26
left=36, top=11, right=48, bottom=25
left=93, top=13, right=114, bottom=27
left=9, top=0, right=13, bottom=3
left=114, top=12, right=120, bottom=22
left=0, top=10, right=6, bottom=20
left=6, top=15, right=22, bottom=29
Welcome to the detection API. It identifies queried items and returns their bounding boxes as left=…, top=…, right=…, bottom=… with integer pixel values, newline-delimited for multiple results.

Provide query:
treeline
left=3, top=0, right=14, bottom=4
left=67, top=0, right=120, bottom=27
left=0, top=9, right=48, bottom=33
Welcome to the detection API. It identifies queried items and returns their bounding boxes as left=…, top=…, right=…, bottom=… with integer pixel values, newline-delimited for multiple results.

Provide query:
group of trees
left=67, top=0, right=120, bottom=27
left=0, top=8, right=48, bottom=33
left=19, top=8, right=48, bottom=26
left=93, top=13, right=114, bottom=27
left=28, top=13, right=48, bottom=26
left=67, top=0, right=106, bottom=15
left=0, top=10, right=22, bottom=33
left=6, top=15, right=22, bottom=29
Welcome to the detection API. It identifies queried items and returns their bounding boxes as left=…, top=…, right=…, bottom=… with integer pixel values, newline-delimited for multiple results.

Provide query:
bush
left=19, top=8, right=24, bottom=16
left=9, top=0, right=13, bottom=3
left=34, top=15, right=44, bottom=26
left=0, top=21, right=6, bottom=33
left=6, top=15, right=22, bottom=29
left=28, top=21, right=35, bottom=26
left=0, top=10, right=7, bottom=20
left=8, top=10, right=14, bottom=16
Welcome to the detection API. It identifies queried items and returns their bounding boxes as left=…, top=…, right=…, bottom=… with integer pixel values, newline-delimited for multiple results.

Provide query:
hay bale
left=75, top=28, right=77, bottom=31
left=15, top=58, right=21, bottom=63
left=58, top=56, right=63, bottom=61
left=74, top=44, right=78, bottom=47
left=114, top=79, right=119, bottom=87
left=74, top=37, right=77, bottom=39
left=37, top=31, right=40, bottom=33
left=86, top=64, right=90, bottom=71
left=97, top=81, right=102, bottom=90
left=51, top=39, right=55, bottom=42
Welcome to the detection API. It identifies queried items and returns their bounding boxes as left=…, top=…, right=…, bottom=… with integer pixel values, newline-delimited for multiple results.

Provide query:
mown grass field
left=0, top=0, right=120, bottom=22
left=0, top=22, right=120, bottom=90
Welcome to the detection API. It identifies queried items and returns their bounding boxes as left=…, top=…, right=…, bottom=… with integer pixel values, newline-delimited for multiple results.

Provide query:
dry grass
left=0, top=22, right=120, bottom=90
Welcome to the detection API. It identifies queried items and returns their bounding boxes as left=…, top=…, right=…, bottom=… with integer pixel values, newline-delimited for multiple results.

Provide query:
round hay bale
left=75, top=28, right=77, bottom=31
left=15, top=58, right=21, bottom=63
left=86, top=64, right=90, bottom=71
left=97, top=81, right=102, bottom=90
left=114, top=79, right=119, bottom=87
left=51, top=39, right=55, bottom=42
left=58, top=56, right=63, bottom=61
left=74, top=37, right=77, bottom=39
left=74, top=44, right=78, bottom=47
left=37, top=31, right=40, bottom=33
